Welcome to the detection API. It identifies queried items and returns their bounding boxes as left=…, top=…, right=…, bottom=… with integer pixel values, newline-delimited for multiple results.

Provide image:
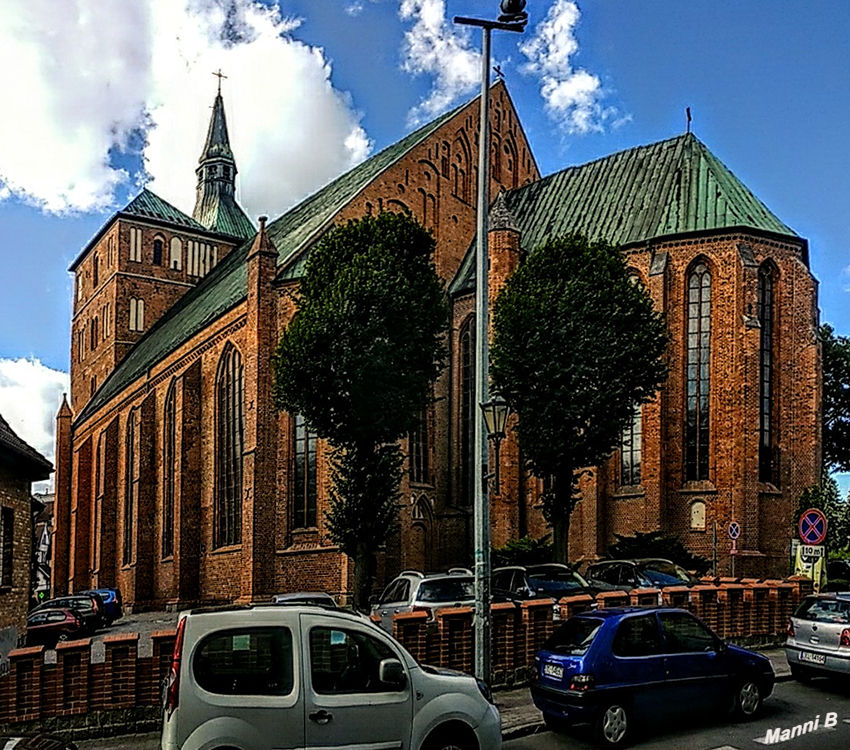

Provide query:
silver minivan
left=161, top=603, right=500, bottom=750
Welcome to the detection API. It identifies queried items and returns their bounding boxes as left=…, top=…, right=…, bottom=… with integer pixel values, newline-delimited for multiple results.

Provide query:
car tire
left=733, top=680, right=763, bottom=720
left=422, top=723, right=474, bottom=750
left=594, top=700, right=633, bottom=747
left=790, top=664, right=812, bottom=683
left=543, top=712, right=570, bottom=734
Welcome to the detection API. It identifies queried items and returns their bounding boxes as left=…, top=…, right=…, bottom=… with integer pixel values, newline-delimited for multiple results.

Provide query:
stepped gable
left=450, top=132, right=799, bottom=294
left=74, top=96, right=473, bottom=427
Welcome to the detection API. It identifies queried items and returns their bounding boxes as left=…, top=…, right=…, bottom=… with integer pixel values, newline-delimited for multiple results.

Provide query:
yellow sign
left=794, top=545, right=826, bottom=592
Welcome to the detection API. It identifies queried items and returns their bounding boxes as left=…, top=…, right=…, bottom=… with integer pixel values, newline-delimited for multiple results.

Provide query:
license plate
left=543, top=662, right=564, bottom=679
left=800, top=651, right=826, bottom=665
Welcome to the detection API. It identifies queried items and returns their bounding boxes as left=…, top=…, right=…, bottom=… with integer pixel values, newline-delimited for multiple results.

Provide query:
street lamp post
left=454, top=0, right=527, bottom=685
left=481, top=395, right=511, bottom=495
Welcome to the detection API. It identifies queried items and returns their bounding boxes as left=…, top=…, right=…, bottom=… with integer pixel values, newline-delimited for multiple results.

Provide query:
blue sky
left=0, top=0, right=848, bottom=492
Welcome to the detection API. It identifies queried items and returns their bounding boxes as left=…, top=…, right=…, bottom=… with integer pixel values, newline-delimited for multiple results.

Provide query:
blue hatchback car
left=531, top=607, right=774, bottom=747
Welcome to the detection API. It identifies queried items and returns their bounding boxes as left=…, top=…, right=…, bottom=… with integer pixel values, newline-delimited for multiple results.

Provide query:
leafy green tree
left=821, top=324, right=850, bottom=475
left=273, top=212, right=448, bottom=609
left=605, top=531, right=711, bottom=575
left=491, top=535, right=554, bottom=568
left=490, top=233, right=668, bottom=563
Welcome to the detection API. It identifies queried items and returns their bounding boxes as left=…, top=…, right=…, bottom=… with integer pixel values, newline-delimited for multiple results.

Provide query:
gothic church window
left=170, top=238, right=182, bottom=271
left=129, top=227, right=143, bottom=262
left=215, top=344, right=244, bottom=548
left=460, top=317, right=475, bottom=505
left=123, top=407, right=140, bottom=565
left=293, top=413, right=317, bottom=528
left=758, top=263, right=777, bottom=484
left=409, top=406, right=430, bottom=485
left=153, top=238, right=164, bottom=266
left=686, top=261, right=711, bottom=481
left=94, top=432, right=105, bottom=572
left=620, top=404, right=642, bottom=486
left=162, top=380, right=177, bottom=558
left=129, top=298, right=145, bottom=332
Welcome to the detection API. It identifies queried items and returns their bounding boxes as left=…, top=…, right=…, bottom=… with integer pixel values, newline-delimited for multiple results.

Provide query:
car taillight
left=569, top=673, right=595, bottom=691
left=841, top=629, right=850, bottom=648
left=165, top=618, right=186, bottom=716
left=786, top=619, right=795, bottom=638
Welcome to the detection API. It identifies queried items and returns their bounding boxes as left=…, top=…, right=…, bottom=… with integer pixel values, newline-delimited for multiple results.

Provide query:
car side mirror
left=379, top=658, right=407, bottom=687
left=716, top=639, right=727, bottom=654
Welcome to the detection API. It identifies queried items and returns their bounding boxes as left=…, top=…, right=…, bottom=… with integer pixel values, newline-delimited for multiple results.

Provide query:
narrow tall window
left=129, top=227, right=143, bottom=262
left=216, top=345, right=244, bottom=547
left=170, top=237, right=182, bottom=271
left=93, top=254, right=99, bottom=286
left=1, top=507, right=13, bottom=587
left=162, top=380, right=177, bottom=558
left=620, top=405, right=642, bottom=486
left=409, top=407, right=430, bottom=485
left=129, top=298, right=145, bottom=332
left=293, top=414, right=318, bottom=528
left=123, top=408, right=140, bottom=565
left=758, top=264, right=776, bottom=483
left=686, top=261, right=711, bottom=481
left=93, top=432, right=105, bottom=572
left=460, top=317, right=475, bottom=505
left=153, top=238, right=163, bottom=265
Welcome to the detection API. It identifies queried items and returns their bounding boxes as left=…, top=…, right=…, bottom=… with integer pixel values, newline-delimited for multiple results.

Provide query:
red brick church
left=52, top=81, right=819, bottom=609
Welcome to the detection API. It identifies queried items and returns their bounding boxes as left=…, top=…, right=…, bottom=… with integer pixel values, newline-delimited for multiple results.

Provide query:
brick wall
left=0, top=467, right=33, bottom=644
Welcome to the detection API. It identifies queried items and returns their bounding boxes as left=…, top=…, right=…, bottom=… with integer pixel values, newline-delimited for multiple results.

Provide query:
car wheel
left=790, top=663, right=812, bottom=683
left=734, top=680, right=763, bottom=719
left=543, top=712, right=570, bottom=734
left=595, top=700, right=632, bottom=747
left=422, top=723, right=475, bottom=750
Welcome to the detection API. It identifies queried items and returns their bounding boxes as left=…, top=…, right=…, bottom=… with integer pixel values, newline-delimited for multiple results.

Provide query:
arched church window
left=409, top=405, right=430, bottom=485
left=460, top=316, right=475, bottom=506
left=153, top=238, right=164, bottom=266
left=686, top=261, right=711, bottom=481
left=620, top=404, right=642, bottom=486
left=94, top=431, right=106, bottom=573
left=758, top=263, right=777, bottom=484
left=215, top=344, right=244, bottom=548
left=129, top=227, right=142, bottom=262
left=129, top=298, right=145, bottom=332
left=170, top=237, right=182, bottom=271
left=162, top=379, right=177, bottom=558
left=123, top=407, right=140, bottom=565
left=293, top=413, right=317, bottom=529
left=690, top=500, right=706, bottom=531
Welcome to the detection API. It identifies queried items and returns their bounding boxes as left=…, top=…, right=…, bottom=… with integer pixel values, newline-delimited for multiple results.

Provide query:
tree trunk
left=352, top=540, right=377, bottom=612
left=551, top=469, right=573, bottom=564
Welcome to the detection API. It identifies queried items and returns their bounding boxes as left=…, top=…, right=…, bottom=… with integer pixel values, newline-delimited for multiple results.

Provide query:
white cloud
left=346, top=1, right=365, bottom=16
left=520, top=0, right=618, bottom=134
left=0, top=358, right=69, bottom=491
left=398, top=0, right=482, bottom=126
left=0, top=0, right=371, bottom=219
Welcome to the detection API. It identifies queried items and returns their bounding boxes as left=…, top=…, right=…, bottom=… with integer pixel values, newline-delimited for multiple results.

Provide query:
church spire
left=192, top=85, right=255, bottom=240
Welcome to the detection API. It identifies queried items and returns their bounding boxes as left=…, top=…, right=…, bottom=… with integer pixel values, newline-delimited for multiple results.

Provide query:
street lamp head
left=480, top=394, right=511, bottom=441
left=498, top=0, right=527, bottom=25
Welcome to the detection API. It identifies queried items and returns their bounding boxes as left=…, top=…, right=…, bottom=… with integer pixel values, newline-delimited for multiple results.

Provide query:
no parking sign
left=798, top=508, right=827, bottom=545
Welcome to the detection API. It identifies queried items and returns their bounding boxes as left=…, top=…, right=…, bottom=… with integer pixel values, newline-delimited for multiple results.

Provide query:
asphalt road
left=505, top=678, right=850, bottom=750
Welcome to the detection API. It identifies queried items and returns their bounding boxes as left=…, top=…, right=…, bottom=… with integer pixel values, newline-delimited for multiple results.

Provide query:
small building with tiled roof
left=1, top=413, right=52, bottom=650
left=52, top=80, right=818, bottom=610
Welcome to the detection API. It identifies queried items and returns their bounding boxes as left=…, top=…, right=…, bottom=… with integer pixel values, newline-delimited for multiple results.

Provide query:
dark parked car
left=531, top=606, right=774, bottom=747
left=493, top=564, right=598, bottom=601
left=31, top=594, right=105, bottom=634
left=26, top=608, right=85, bottom=647
left=79, top=587, right=122, bottom=625
left=786, top=593, right=850, bottom=680
left=585, top=558, right=701, bottom=591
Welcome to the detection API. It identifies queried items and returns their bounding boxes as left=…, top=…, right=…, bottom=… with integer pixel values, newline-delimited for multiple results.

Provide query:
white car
left=161, top=603, right=500, bottom=750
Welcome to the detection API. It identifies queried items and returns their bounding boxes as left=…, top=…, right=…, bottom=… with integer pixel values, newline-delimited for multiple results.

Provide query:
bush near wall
left=0, top=576, right=814, bottom=738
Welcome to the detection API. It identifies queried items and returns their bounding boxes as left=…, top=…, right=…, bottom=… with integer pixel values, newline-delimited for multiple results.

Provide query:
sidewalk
left=495, top=646, right=792, bottom=740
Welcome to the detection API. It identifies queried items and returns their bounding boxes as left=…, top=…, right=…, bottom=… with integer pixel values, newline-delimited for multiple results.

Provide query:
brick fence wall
left=0, top=576, right=814, bottom=738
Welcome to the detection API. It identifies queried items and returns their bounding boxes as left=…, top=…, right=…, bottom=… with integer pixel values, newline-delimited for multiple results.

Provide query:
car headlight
left=476, top=678, right=495, bottom=704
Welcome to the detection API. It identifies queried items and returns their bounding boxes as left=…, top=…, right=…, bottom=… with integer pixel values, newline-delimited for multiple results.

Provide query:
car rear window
left=193, top=627, right=294, bottom=695
left=543, top=617, right=603, bottom=655
left=417, top=579, right=474, bottom=603
left=795, top=598, right=850, bottom=623
left=530, top=572, right=587, bottom=593
left=637, top=561, right=694, bottom=586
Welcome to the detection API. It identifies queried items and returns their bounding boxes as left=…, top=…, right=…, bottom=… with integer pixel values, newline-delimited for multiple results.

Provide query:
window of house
left=620, top=404, right=642, bottom=486
left=460, top=317, right=474, bottom=506
left=153, top=238, right=164, bottom=265
left=162, top=380, right=177, bottom=558
left=129, top=227, right=143, bottom=262
left=123, top=408, right=140, bottom=565
left=1, top=506, right=13, bottom=587
left=686, top=261, right=711, bottom=481
left=758, top=264, right=776, bottom=484
left=216, top=345, right=244, bottom=548
left=170, top=237, right=182, bottom=271
left=409, top=406, right=430, bottom=485
left=129, top=298, right=145, bottom=332
left=294, top=413, right=317, bottom=528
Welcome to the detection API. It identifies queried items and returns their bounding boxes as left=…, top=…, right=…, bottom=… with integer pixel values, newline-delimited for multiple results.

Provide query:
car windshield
left=637, top=561, right=695, bottom=586
left=529, top=570, right=589, bottom=593
left=795, top=598, right=850, bottom=623
left=543, top=617, right=603, bottom=655
left=417, top=579, right=475, bottom=603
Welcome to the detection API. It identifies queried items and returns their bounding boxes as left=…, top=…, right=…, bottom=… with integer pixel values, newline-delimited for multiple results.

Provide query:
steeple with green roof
left=191, top=88, right=255, bottom=240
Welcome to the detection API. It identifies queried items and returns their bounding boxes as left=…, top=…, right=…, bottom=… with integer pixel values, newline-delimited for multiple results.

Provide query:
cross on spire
left=213, top=69, right=227, bottom=94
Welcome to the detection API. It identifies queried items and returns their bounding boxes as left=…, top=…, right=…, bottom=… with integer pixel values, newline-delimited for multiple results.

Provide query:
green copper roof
left=451, top=133, right=798, bottom=294
left=200, top=93, right=235, bottom=162
left=75, top=98, right=470, bottom=427
left=123, top=189, right=208, bottom=230
left=193, top=190, right=256, bottom=239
